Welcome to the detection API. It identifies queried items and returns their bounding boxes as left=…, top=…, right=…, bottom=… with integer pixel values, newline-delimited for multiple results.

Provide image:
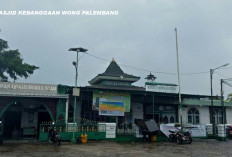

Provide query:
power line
left=86, top=52, right=210, bottom=76
left=215, top=72, right=231, bottom=79
left=86, top=52, right=110, bottom=62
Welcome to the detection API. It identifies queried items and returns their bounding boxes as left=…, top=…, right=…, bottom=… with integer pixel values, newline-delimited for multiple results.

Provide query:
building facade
left=0, top=60, right=231, bottom=140
left=0, top=82, right=68, bottom=139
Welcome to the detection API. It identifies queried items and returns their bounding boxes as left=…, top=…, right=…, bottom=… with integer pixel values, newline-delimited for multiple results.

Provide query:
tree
left=226, top=93, right=232, bottom=102
left=0, top=38, right=39, bottom=81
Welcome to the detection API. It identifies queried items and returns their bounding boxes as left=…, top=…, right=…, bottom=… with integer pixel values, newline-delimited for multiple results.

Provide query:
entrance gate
left=0, top=100, right=55, bottom=140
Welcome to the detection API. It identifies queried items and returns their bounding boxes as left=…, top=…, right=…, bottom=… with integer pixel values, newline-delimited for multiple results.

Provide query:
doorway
left=37, top=107, right=52, bottom=137
left=3, top=111, right=22, bottom=139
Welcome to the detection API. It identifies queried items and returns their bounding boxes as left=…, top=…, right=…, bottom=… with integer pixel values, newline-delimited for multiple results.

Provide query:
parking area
left=0, top=139, right=232, bottom=157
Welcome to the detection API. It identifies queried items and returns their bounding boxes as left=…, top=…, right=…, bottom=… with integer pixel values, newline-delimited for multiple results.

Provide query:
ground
left=0, top=139, right=232, bottom=157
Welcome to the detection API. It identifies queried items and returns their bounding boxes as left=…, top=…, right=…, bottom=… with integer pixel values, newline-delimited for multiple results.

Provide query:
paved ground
left=0, top=139, right=232, bottom=157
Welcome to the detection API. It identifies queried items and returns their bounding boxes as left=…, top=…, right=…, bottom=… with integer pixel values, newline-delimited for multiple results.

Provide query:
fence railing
left=40, top=123, right=106, bottom=133
left=116, top=124, right=138, bottom=136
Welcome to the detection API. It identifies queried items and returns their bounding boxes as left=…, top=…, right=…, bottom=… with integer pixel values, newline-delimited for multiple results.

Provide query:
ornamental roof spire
left=145, top=73, right=157, bottom=82
left=88, top=60, right=140, bottom=85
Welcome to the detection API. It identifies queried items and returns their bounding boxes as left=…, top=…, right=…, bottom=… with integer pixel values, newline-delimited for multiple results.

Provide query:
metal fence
left=40, top=123, right=106, bottom=133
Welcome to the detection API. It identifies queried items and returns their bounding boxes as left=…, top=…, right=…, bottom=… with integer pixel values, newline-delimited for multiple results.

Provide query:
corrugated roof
left=0, top=92, right=69, bottom=98
left=84, top=84, right=145, bottom=91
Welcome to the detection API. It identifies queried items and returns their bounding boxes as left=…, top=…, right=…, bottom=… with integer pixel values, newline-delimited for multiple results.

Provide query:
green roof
left=182, top=99, right=232, bottom=107
left=145, top=82, right=177, bottom=86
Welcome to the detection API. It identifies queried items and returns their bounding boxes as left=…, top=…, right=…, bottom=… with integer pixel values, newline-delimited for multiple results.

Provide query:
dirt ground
left=0, top=139, right=232, bottom=157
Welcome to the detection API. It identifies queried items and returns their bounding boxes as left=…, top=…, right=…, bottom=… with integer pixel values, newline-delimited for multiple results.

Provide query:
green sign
left=92, top=91, right=131, bottom=113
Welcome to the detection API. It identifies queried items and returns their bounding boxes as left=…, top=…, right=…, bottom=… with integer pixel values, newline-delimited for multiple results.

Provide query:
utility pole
left=210, top=69, right=214, bottom=134
left=175, top=28, right=182, bottom=130
left=220, top=78, right=232, bottom=140
left=68, top=47, right=88, bottom=143
left=210, top=63, right=229, bottom=134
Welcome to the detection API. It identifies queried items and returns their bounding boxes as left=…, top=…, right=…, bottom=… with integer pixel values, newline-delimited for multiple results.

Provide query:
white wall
left=226, top=107, right=232, bottom=124
left=21, top=111, right=38, bottom=129
left=131, top=103, right=143, bottom=124
left=182, top=106, right=210, bottom=125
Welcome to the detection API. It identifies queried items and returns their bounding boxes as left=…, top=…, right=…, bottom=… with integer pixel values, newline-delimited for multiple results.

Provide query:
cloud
left=0, top=0, right=232, bottom=96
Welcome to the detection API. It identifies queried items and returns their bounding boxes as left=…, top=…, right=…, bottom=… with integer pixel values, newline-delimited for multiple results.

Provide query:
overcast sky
left=1, top=0, right=232, bottom=97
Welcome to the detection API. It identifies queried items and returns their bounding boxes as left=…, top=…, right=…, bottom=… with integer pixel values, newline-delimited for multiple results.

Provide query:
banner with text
left=92, top=91, right=130, bottom=115
left=160, top=124, right=207, bottom=137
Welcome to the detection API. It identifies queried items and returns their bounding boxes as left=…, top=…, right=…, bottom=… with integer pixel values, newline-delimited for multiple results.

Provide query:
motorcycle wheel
left=48, top=137, right=53, bottom=144
left=187, top=137, right=192, bottom=144
left=169, top=134, right=175, bottom=142
left=177, top=135, right=183, bottom=144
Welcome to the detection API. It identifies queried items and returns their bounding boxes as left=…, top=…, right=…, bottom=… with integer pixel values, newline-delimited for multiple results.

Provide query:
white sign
left=146, top=85, right=177, bottom=93
left=185, top=125, right=207, bottom=137
left=0, top=82, right=57, bottom=92
left=73, top=88, right=80, bottom=96
left=160, top=124, right=207, bottom=137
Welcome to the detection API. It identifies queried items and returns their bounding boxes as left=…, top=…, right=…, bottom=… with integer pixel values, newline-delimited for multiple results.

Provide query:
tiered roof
left=88, top=59, right=140, bottom=85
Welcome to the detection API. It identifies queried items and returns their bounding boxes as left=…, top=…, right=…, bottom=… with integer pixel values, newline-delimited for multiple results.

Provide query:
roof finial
left=145, top=73, right=157, bottom=82
left=112, top=58, right=115, bottom=62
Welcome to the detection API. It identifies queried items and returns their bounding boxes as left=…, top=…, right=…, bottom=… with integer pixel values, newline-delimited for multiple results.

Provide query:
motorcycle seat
left=169, top=130, right=176, bottom=133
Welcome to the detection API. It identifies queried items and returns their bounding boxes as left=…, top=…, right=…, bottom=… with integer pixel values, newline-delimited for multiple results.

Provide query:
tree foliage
left=226, top=93, right=232, bottom=102
left=0, top=38, right=39, bottom=81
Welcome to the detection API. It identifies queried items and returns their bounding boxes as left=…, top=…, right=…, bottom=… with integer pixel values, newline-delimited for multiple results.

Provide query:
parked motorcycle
left=169, top=130, right=192, bottom=144
left=48, top=125, right=61, bottom=145
left=168, top=130, right=178, bottom=142
left=226, top=125, right=232, bottom=138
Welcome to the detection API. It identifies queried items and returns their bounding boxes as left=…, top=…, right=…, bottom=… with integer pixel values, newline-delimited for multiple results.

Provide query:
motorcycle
left=226, top=125, right=232, bottom=138
left=48, top=125, right=61, bottom=145
left=168, top=130, right=178, bottom=142
left=169, top=130, right=192, bottom=144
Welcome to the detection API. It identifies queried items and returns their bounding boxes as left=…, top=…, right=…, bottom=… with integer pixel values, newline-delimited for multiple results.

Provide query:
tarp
left=145, top=120, right=159, bottom=132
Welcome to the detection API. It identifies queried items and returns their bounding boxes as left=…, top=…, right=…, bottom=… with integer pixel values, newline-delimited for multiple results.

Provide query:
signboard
left=73, top=88, right=80, bottom=96
left=99, top=101, right=124, bottom=116
left=92, top=91, right=131, bottom=114
left=92, top=91, right=101, bottom=110
left=185, top=125, right=207, bottom=137
left=160, top=124, right=207, bottom=138
left=0, top=82, right=57, bottom=92
left=0, top=82, right=57, bottom=97
left=146, top=85, right=177, bottom=93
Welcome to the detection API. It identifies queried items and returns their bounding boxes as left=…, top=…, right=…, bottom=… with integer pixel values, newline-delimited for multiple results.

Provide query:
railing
left=40, top=123, right=106, bottom=133
left=116, top=124, right=137, bottom=136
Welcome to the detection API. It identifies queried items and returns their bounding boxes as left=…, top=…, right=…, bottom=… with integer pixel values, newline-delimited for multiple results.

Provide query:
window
left=161, top=114, right=175, bottom=124
left=163, top=116, right=168, bottom=124
left=213, top=108, right=223, bottom=124
left=170, top=116, right=175, bottom=123
left=28, top=112, right=34, bottom=123
left=188, top=108, right=200, bottom=124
